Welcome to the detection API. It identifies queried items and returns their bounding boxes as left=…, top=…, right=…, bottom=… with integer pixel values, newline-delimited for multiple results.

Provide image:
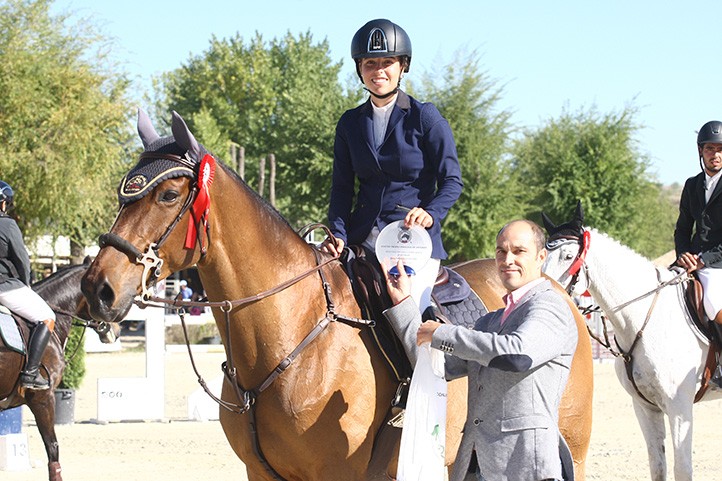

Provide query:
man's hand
left=382, top=259, right=411, bottom=305
left=676, top=252, right=704, bottom=273
left=417, top=320, right=441, bottom=346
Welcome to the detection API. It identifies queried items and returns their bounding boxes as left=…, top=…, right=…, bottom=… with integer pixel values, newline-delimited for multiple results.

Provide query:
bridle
left=545, top=230, right=591, bottom=295
left=99, top=153, right=203, bottom=300
left=96, top=159, right=373, bottom=481
left=546, top=229, right=688, bottom=406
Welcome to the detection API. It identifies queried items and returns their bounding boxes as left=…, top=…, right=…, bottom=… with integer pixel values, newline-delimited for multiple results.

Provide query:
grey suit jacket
left=384, top=279, right=577, bottom=481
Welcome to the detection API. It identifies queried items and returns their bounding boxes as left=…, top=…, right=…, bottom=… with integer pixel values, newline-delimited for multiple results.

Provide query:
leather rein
left=549, top=232, right=688, bottom=406
left=98, top=165, right=373, bottom=480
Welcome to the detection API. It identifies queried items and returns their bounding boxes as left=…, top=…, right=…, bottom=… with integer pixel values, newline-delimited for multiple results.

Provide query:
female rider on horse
left=0, top=180, right=56, bottom=390
left=321, top=19, right=463, bottom=312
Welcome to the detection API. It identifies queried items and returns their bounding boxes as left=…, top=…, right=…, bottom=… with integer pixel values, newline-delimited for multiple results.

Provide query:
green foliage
left=410, top=51, right=518, bottom=260
left=512, top=105, right=676, bottom=258
left=156, top=31, right=357, bottom=227
left=3, top=3, right=678, bottom=264
left=59, top=324, right=86, bottom=389
left=0, top=0, right=133, bottom=248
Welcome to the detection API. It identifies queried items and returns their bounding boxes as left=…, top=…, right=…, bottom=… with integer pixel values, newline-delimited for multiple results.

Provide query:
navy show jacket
left=328, top=90, right=463, bottom=259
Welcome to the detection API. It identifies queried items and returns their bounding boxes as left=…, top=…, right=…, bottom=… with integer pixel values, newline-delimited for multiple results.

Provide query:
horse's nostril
left=98, top=282, right=115, bottom=309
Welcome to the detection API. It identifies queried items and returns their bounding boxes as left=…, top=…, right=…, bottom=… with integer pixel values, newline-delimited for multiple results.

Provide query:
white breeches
left=698, top=267, right=722, bottom=319
left=0, top=285, right=56, bottom=324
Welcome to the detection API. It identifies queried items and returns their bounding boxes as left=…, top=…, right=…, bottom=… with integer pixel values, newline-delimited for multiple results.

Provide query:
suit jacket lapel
left=696, top=174, right=707, bottom=207
left=358, top=101, right=375, bottom=153
left=499, top=281, right=549, bottom=333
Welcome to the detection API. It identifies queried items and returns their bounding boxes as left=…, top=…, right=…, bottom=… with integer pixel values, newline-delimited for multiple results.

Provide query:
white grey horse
left=541, top=204, right=721, bottom=481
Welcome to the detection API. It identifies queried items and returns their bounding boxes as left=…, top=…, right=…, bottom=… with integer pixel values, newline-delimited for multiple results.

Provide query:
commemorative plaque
left=375, top=220, right=432, bottom=276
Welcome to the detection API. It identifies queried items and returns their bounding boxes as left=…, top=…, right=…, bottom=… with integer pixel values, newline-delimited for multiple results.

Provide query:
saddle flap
left=685, top=277, right=706, bottom=325
left=346, top=246, right=412, bottom=383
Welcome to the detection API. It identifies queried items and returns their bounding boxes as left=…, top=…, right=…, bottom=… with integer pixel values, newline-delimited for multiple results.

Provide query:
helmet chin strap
left=363, top=74, right=403, bottom=100
left=365, top=86, right=399, bottom=99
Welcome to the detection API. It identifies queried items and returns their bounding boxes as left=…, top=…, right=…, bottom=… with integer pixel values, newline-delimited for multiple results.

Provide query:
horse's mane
left=218, top=160, right=300, bottom=236
left=32, top=262, right=88, bottom=300
left=587, top=227, right=669, bottom=279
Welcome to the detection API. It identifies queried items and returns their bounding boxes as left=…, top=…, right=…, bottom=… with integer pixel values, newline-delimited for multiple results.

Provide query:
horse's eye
left=160, top=190, right=180, bottom=203
left=564, top=253, right=575, bottom=261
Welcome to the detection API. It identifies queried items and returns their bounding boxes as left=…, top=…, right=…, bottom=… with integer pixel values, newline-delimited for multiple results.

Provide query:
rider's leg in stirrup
left=20, top=318, right=54, bottom=390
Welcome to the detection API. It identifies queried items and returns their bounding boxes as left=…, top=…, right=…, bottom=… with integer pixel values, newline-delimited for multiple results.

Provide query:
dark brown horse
left=81, top=111, right=592, bottom=480
left=0, top=260, right=119, bottom=481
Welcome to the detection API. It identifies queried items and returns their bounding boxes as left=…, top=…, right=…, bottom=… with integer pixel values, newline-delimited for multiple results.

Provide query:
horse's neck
left=33, top=273, right=81, bottom=344
left=585, top=231, right=660, bottom=339
left=196, top=170, right=346, bottom=388
left=200, top=168, right=315, bottom=300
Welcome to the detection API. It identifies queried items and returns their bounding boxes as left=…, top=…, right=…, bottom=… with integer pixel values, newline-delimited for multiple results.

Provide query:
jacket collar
left=359, top=90, right=411, bottom=151
left=496, top=279, right=553, bottom=331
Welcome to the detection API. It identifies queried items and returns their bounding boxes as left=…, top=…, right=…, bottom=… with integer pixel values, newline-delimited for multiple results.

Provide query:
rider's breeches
left=0, top=285, right=56, bottom=328
left=698, top=266, right=722, bottom=321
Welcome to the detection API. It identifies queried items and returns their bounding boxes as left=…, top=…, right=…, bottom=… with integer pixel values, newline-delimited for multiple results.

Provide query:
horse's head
left=82, top=110, right=212, bottom=322
left=541, top=201, right=590, bottom=295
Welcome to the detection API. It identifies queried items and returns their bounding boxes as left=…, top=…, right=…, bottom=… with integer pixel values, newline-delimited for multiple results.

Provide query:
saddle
left=344, top=246, right=488, bottom=388
left=683, top=274, right=722, bottom=400
left=0, top=310, right=25, bottom=355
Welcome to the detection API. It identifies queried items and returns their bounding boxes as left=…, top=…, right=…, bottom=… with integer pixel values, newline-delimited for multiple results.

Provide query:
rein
left=101, top=214, right=373, bottom=481
left=549, top=232, right=689, bottom=406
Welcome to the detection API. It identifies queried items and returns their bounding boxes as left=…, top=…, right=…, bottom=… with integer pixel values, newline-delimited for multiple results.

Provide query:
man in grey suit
left=383, top=219, right=577, bottom=481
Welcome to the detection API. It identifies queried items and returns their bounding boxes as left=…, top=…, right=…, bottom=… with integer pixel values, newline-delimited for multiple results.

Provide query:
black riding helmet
left=697, top=121, right=722, bottom=145
left=0, top=181, right=14, bottom=211
left=697, top=120, right=722, bottom=171
left=351, top=19, right=412, bottom=80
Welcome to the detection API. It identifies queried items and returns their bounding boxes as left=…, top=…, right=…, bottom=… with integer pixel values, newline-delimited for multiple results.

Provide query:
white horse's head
left=543, top=235, right=590, bottom=296
left=541, top=202, right=590, bottom=296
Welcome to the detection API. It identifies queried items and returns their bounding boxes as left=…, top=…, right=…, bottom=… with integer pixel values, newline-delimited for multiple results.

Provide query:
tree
left=512, top=105, right=676, bottom=258
left=157, top=31, right=357, bottom=227
left=409, top=51, right=517, bottom=260
left=0, top=0, right=133, bottom=256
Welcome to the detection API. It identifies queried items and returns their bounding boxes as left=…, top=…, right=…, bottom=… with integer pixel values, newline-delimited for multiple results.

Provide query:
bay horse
left=542, top=203, right=722, bottom=481
left=81, top=110, right=593, bottom=480
left=0, top=259, right=120, bottom=481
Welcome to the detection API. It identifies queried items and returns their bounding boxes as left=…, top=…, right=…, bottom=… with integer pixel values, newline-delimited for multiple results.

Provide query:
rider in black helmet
left=322, top=18, right=462, bottom=314
left=674, top=120, right=722, bottom=387
left=0, top=180, right=57, bottom=390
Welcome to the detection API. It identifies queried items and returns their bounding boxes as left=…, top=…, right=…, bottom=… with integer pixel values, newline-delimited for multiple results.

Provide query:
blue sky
left=52, top=0, right=719, bottom=185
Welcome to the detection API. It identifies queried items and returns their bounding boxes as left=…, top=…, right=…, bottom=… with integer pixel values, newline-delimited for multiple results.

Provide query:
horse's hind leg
left=632, top=399, right=667, bottom=481
left=26, top=391, right=63, bottom=481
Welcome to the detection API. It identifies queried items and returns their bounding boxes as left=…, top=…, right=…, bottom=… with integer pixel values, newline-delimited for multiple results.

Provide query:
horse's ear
left=171, top=111, right=201, bottom=162
left=137, top=108, right=160, bottom=149
left=541, top=212, right=556, bottom=234
left=574, top=200, right=585, bottom=224
left=83, top=255, right=93, bottom=266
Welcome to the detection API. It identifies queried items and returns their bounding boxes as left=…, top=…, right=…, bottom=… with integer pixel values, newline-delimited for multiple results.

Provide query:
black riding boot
left=20, top=322, right=51, bottom=390
left=710, top=322, right=722, bottom=389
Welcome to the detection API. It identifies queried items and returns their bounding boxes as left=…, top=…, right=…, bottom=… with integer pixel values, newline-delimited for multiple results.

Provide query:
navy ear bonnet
left=118, top=110, right=207, bottom=205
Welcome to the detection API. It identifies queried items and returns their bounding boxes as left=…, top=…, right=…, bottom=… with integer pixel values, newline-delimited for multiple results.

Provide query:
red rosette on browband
left=185, top=154, right=216, bottom=250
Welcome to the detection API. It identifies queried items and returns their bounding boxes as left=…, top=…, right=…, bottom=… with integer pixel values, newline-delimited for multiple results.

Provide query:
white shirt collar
left=705, top=170, right=722, bottom=202
left=371, top=97, right=397, bottom=148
